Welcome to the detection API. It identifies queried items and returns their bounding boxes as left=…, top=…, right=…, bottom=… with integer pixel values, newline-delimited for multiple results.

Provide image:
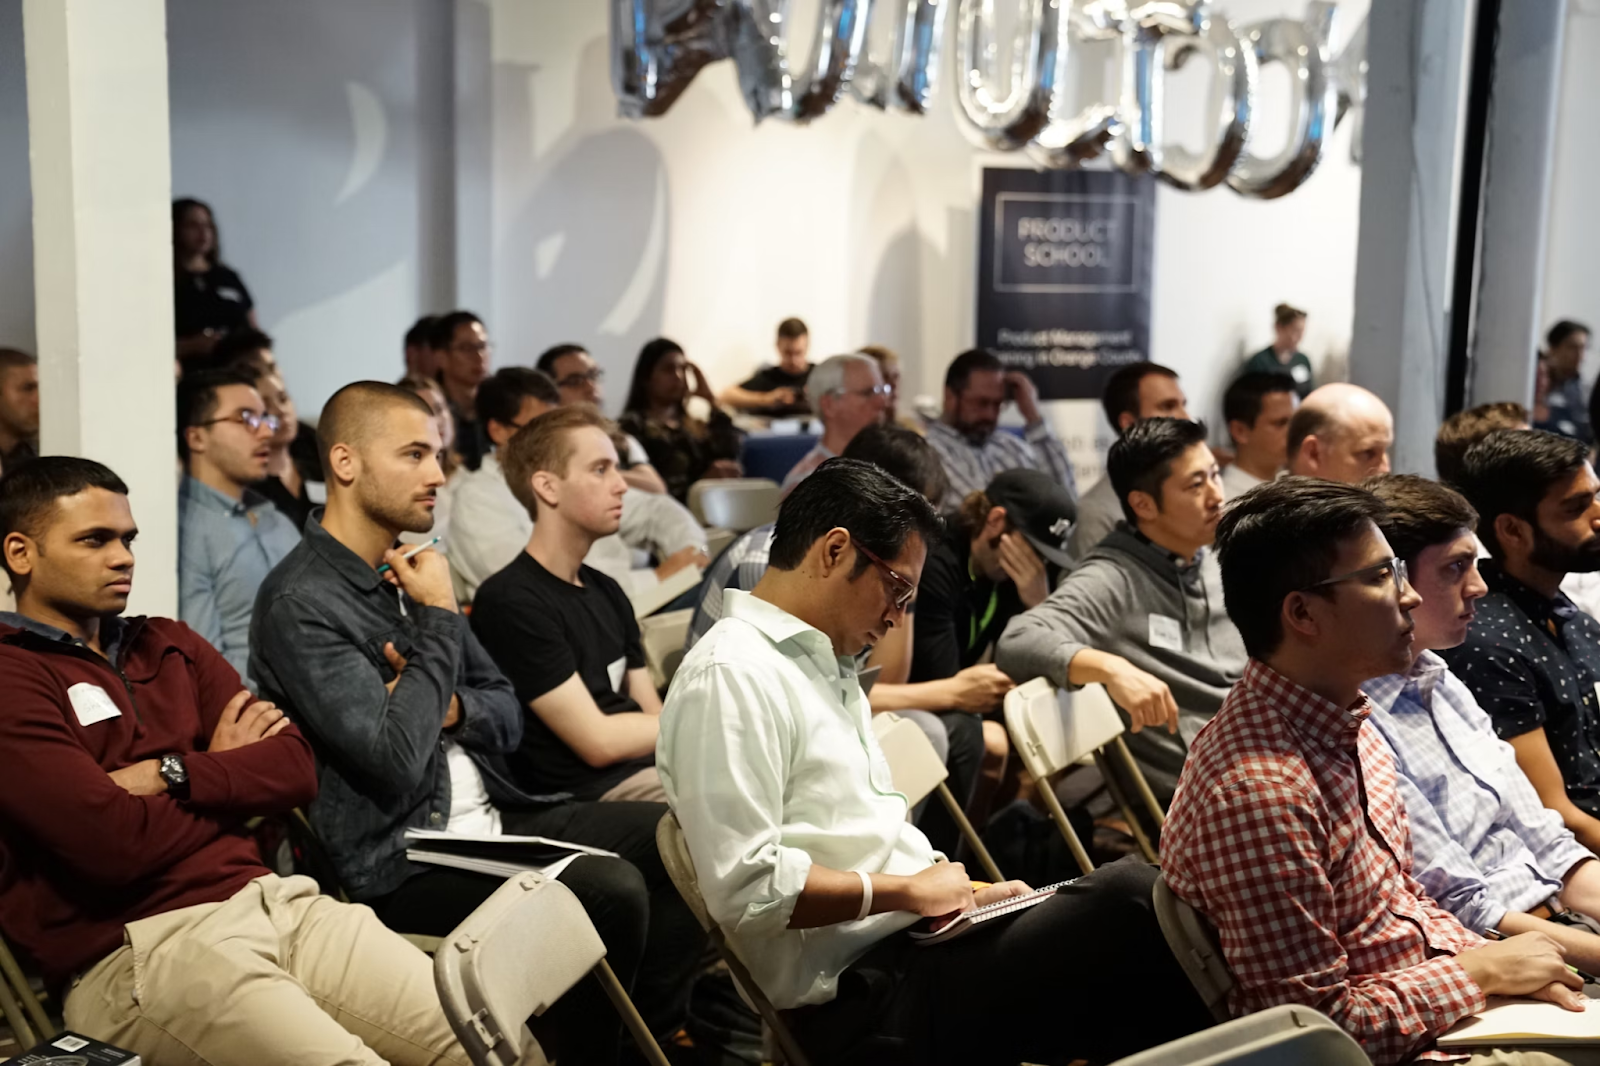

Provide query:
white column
left=24, top=0, right=177, bottom=616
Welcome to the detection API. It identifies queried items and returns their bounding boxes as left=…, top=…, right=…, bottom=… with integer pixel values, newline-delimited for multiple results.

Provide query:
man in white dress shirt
left=658, top=458, right=1209, bottom=1066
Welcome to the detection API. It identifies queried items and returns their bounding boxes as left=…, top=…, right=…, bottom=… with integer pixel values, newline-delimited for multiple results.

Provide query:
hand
left=385, top=643, right=462, bottom=730
left=107, top=759, right=166, bottom=796
left=1458, top=932, right=1584, bottom=1006
left=764, top=387, right=799, bottom=408
left=209, top=689, right=290, bottom=753
left=444, top=694, right=462, bottom=731
left=904, top=861, right=976, bottom=918
left=1003, top=371, right=1041, bottom=424
left=381, top=545, right=458, bottom=612
left=973, top=880, right=1034, bottom=907
left=707, top=459, right=743, bottom=479
left=946, top=664, right=1015, bottom=713
left=686, top=361, right=716, bottom=402
left=655, top=544, right=709, bottom=581
left=998, top=531, right=1049, bottom=608
left=1104, top=660, right=1179, bottom=734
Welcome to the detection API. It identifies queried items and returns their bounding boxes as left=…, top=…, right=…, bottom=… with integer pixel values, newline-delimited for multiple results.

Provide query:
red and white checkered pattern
left=1162, top=659, right=1488, bottom=1065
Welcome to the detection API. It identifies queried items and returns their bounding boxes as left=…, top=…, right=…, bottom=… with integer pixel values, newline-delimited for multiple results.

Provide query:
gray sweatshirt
left=995, top=525, right=1247, bottom=798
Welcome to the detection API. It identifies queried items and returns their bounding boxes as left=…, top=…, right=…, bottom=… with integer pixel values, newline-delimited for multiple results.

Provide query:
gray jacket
left=996, top=524, right=1247, bottom=797
left=1066, top=475, right=1121, bottom=561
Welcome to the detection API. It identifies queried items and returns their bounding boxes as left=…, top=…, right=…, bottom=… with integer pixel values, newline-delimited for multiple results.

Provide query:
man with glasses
left=780, top=353, right=889, bottom=495
left=537, top=343, right=669, bottom=495
left=430, top=310, right=492, bottom=470
left=1164, top=477, right=1586, bottom=1066
left=177, top=369, right=299, bottom=678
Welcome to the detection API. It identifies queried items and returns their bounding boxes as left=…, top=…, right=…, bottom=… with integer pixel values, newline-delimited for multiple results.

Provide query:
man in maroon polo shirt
left=0, top=456, right=466, bottom=1066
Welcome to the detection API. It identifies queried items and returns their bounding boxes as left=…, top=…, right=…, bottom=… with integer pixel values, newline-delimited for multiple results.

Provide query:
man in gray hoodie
left=997, top=418, right=1247, bottom=799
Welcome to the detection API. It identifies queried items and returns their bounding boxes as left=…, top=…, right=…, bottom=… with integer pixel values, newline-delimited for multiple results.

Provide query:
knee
left=982, top=719, right=1010, bottom=762
left=560, top=855, right=650, bottom=944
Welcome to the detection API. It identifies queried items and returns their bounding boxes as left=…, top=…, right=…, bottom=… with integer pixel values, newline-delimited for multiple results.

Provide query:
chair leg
left=0, top=966, right=36, bottom=1052
left=710, top=933, right=813, bottom=1066
left=591, top=958, right=673, bottom=1066
left=1032, top=776, right=1095, bottom=875
left=936, top=781, right=1004, bottom=883
left=1112, top=735, right=1167, bottom=827
left=0, top=937, right=52, bottom=1039
left=1093, top=751, right=1159, bottom=864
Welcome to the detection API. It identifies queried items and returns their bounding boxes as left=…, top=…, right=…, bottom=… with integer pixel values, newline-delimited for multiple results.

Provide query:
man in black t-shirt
left=717, top=316, right=813, bottom=418
left=472, top=406, right=666, bottom=802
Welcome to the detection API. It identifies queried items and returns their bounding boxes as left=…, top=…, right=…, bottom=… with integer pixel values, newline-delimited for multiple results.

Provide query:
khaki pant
left=598, top=765, right=667, bottom=803
left=64, top=875, right=468, bottom=1066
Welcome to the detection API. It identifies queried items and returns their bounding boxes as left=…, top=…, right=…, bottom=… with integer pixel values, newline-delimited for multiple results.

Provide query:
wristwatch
left=158, top=753, right=190, bottom=800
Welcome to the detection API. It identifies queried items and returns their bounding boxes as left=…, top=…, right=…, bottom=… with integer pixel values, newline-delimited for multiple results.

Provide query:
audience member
left=1241, top=302, right=1314, bottom=398
left=403, top=314, right=438, bottom=379
left=859, top=344, right=923, bottom=432
left=717, top=316, right=813, bottom=417
left=537, top=342, right=669, bottom=494
left=0, top=456, right=469, bottom=1066
left=1363, top=474, right=1600, bottom=973
left=173, top=198, right=258, bottom=363
left=0, top=347, right=39, bottom=474
left=1538, top=319, right=1591, bottom=443
left=430, top=310, right=493, bottom=471
left=780, top=352, right=888, bottom=494
left=251, top=367, right=320, bottom=530
left=176, top=370, right=300, bottom=679
left=620, top=337, right=742, bottom=502
left=1286, top=382, right=1394, bottom=482
left=1067, top=361, right=1189, bottom=557
left=999, top=419, right=1242, bottom=800
left=925, top=348, right=1079, bottom=512
left=207, top=325, right=276, bottom=377
left=398, top=374, right=462, bottom=540
left=250, top=381, right=695, bottom=1064
left=1442, top=429, right=1600, bottom=852
left=1164, top=476, right=1584, bottom=1066
left=1220, top=370, right=1297, bottom=497
left=659, top=457, right=1210, bottom=1066
left=1435, top=401, right=1529, bottom=487
left=448, top=368, right=706, bottom=603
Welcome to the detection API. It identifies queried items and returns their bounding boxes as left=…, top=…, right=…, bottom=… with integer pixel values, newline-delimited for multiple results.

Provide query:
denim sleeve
left=450, top=614, right=523, bottom=757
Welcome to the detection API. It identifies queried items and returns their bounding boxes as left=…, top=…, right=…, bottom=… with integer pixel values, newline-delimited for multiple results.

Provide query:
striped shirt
left=687, top=524, right=776, bottom=649
left=923, top=419, right=1076, bottom=511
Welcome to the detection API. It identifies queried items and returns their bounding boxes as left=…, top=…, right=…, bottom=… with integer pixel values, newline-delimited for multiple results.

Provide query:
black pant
left=914, top=710, right=986, bottom=857
left=788, top=858, right=1213, bottom=1066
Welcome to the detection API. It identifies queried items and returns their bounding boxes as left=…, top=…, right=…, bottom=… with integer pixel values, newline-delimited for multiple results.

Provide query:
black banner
left=976, top=167, right=1155, bottom=400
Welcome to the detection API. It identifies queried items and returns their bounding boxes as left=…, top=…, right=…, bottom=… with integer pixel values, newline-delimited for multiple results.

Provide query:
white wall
left=1543, top=0, right=1600, bottom=389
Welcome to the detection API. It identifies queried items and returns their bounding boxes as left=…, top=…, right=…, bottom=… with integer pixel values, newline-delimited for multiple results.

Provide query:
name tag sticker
left=1291, top=363, right=1310, bottom=384
left=1148, top=614, right=1184, bottom=652
left=67, top=683, right=122, bottom=727
left=607, top=656, right=626, bottom=693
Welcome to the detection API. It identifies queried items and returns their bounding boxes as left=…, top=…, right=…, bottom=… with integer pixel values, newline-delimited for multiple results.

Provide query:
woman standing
left=1241, top=303, right=1313, bottom=399
left=173, top=198, right=258, bottom=362
left=620, top=337, right=742, bottom=503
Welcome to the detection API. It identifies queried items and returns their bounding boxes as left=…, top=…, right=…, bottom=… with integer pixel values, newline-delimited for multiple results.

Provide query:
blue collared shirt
left=1365, top=650, right=1591, bottom=933
left=178, top=476, right=301, bottom=681
left=923, top=418, right=1077, bottom=512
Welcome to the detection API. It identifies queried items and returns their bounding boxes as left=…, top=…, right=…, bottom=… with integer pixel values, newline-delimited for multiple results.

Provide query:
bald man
left=1285, top=383, right=1394, bottom=484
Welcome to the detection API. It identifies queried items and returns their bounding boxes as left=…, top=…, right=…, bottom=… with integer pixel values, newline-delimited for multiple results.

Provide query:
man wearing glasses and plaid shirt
left=1164, top=476, right=1588, bottom=1066
left=176, top=369, right=300, bottom=680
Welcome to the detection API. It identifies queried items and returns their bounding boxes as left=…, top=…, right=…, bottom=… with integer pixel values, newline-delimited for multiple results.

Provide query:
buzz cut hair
left=316, top=380, right=436, bottom=471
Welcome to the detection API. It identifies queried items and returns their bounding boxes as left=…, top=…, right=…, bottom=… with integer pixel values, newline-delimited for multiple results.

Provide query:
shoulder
left=582, top=565, right=633, bottom=611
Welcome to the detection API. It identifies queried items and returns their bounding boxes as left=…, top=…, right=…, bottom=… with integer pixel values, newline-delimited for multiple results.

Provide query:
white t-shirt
left=444, top=739, right=502, bottom=836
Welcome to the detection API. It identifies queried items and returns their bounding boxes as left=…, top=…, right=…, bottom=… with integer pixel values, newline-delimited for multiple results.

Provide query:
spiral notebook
left=908, top=879, right=1077, bottom=947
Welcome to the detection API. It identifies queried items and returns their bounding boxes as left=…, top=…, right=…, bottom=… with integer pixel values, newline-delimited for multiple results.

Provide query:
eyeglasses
left=198, top=409, right=280, bottom=434
left=557, top=368, right=604, bottom=389
left=854, top=540, right=916, bottom=611
left=1302, top=556, right=1410, bottom=597
left=831, top=384, right=892, bottom=401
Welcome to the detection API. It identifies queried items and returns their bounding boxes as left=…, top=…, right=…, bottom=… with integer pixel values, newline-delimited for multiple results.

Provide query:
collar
left=180, top=475, right=270, bottom=516
left=0, top=610, right=129, bottom=661
left=724, top=589, right=857, bottom=677
left=303, top=511, right=388, bottom=592
left=1244, top=658, right=1370, bottom=752
left=1480, top=558, right=1582, bottom=627
left=1365, top=650, right=1448, bottom=715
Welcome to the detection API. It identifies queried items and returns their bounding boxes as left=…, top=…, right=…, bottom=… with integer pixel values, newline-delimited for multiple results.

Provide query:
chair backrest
left=692, top=479, right=781, bottom=531
left=434, top=872, right=606, bottom=1066
left=1152, top=874, right=1235, bottom=1024
left=1003, top=677, right=1126, bottom=779
left=870, top=712, right=949, bottom=808
left=640, top=608, right=694, bottom=690
left=1108, top=1003, right=1369, bottom=1066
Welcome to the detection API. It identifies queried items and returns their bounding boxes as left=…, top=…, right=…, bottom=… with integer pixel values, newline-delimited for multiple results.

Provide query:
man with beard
left=1443, top=429, right=1600, bottom=852
left=924, top=348, right=1077, bottom=511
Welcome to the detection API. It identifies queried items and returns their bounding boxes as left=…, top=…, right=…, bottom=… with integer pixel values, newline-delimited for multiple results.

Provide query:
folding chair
left=1003, top=678, right=1166, bottom=871
left=688, top=479, right=781, bottom=531
left=1108, top=1003, right=1368, bottom=1065
left=1152, top=873, right=1234, bottom=1024
left=639, top=608, right=694, bottom=691
left=0, top=931, right=54, bottom=1049
left=434, top=870, right=670, bottom=1066
left=871, top=712, right=1004, bottom=883
left=656, top=812, right=813, bottom=1066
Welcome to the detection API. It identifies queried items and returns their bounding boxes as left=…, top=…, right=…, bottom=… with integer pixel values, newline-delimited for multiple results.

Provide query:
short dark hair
left=475, top=367, right=560, bottom=429
left=944, top=348, right=1003, bottom=393
left=318, top=381, right=436, bottom=471
left=1362, top=474, right=1478, bottom=568
left=777, top=317, right=808, bottom=341
left=840, top=423, right=949, bottom=506
left=1549, top=319, right=1590, bottom=349
left=1435, top=402, right=1528, bottom=487
left=209, top=327, right=274, bottom=372
left=1456, top=429, right=1591, bottom=560
left=429, top=310, right=484, bottom=351
left=536, top=344, right=588, bottom=376
left=1107, top=418, right=1209, bottom=524
left=0, top=457, right=129, bottom=579
left=768, top=457, right=944, bottom=577
left=405, top=315, right=438, bottom=350
left=1101, top=362, right=1178, bottom=434
left=1213, top=477, right=1389, bottom=658
left=176, top=369, right=260, bottom=460
left=0, top=348, right=36, bottom=375
left=1224, top=372, right=1297, bottom=437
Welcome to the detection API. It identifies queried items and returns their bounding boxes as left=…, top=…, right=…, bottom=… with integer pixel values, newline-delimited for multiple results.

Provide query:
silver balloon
left=1331, top=12, right=1368, bottom=163
left=850, top=0, right=947, bottom=114
left=742, top=0, right=876, bottom=122
left=1225, top=0, right=1338, bottom=199
left=1139, top=6, right=1256, bottom=189
left=611, top=0, right=736, bottom=120
left=1022, top=0, right=1131, bottom=168
left=953, top=0, right=1072, bottom=152
left=1106, top=0, right=1210, bottom=176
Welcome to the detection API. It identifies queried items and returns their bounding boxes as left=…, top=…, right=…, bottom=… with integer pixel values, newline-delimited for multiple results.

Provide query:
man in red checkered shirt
left=1162, top=477, right=1587, bottom=1065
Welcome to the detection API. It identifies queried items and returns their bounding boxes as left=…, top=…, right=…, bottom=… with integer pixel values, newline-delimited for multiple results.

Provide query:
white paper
left=1438, top=995, right=1600, bottom=1046
left=67, top=682, right=122, bottom=727
left=607, top=656, right=627, bottom=693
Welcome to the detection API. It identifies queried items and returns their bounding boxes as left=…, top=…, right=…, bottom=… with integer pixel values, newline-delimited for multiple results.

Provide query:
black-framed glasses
left=1302, top=556, right=1410, bottom=596
left=557, top=368, right=604, bottom=389
left=854, top=540, right=916, bottom=611
left=198, top=409, right=280, bottom=434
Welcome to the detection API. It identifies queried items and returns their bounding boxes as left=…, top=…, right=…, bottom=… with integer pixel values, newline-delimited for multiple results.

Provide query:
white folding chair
left=1108, top=1003, right=1369, bottom=1065
left=657, top=812, right=813, bottom=1066
left=871, top=713, right=1004, bottom=882
left=1152, top=873, right=1234, bottom=1024
left=639, top=608, right=693, bottom=690
left=704, top=526, right=738, bottom=561
left=689, top=478, right=781, bottom=531
left=433, top=871, right=670, bottom=1066
left=0, top=932, right=52, bottom=1050
left=1003, top=678, right=1167, bottom=871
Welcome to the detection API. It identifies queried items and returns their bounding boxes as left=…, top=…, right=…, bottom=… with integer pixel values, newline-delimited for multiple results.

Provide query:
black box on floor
left=10, top=1031, right=141, bottom=1064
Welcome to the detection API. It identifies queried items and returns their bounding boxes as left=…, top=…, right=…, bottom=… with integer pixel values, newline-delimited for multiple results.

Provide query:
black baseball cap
left=985, top=468, right=1076, bottom=568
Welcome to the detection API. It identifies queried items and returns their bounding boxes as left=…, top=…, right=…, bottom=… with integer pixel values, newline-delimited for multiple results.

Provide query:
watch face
left=162, top=754, right=188, bottom=783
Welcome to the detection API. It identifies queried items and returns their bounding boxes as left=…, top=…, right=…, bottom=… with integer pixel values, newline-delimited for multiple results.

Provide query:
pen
left=377, top=537, right=441, bottom=574
left=1483, top=927, right=1600, bottom=983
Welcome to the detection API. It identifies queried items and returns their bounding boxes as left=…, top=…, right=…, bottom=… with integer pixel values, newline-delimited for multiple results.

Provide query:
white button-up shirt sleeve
left=447, top=455, right=533, bottom=601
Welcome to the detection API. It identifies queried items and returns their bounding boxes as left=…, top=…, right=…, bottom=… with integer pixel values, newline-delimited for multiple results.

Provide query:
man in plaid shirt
left=1163, top=477, right=1585, bottom=1065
